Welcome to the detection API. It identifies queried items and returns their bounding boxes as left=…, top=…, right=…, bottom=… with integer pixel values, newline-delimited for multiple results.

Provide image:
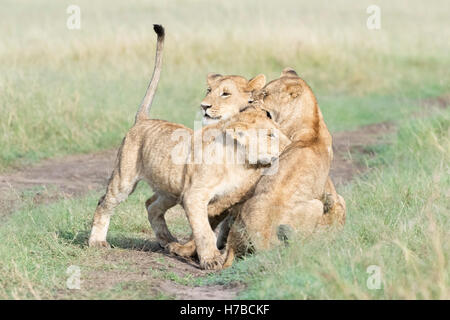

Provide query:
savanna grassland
left=0, top=0, right=449, bottom=299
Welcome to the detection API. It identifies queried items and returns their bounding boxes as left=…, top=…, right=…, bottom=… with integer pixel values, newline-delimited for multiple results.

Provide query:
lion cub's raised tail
left=135, top=24, right=165, bottom=124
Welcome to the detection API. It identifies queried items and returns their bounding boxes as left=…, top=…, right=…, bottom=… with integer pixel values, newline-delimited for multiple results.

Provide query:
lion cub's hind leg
left=89, top=166, right=139, bottom=248
left=278, top=199, right=324, bottom=241
left=317, top=194, right=346, bottom=229
left=321, top=192, right=334, bottom=214
left=145, top=193, right=178, bottom=247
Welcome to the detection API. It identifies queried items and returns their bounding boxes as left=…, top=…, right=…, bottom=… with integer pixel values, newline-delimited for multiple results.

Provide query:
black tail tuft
left=153, top=24, right=165, bottom=37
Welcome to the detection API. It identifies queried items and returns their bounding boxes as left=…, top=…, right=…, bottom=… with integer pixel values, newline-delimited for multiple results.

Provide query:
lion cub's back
left=135, top=119, right=193, bottom=195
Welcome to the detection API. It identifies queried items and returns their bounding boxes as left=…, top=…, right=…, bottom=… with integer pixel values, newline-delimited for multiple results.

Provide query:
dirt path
left=330, top=122, right=395, bottom=185
left=78, top=249, right=244, bottom=300
left=0, top=122, right=395, bottom=213
left=0, top=122, right=395, bottom=299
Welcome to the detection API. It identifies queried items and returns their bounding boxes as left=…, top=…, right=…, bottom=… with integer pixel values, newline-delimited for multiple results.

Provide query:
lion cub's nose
left=201, top=103, right=212, bottom=111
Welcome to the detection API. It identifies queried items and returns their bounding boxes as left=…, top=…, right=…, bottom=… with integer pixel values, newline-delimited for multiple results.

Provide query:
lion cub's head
left=249, top=68, right=305, bottom=119
left=200, top=73, right=266, bottom=126
left=223, top=107, right=290, bottom=165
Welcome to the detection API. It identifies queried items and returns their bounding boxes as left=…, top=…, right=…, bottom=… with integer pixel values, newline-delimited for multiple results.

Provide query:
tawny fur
left=89, top=108, right=290, bottom=270
left=87, top=25, right=291, bottom=270
left=222, top=68, right=347, bottom=268
left=159, top=73, right=268, bottom=258
left=201, top=73, right=267, bottom=126
left=200, top=70, right=344, bottom=223
left=169, top=71, right=346, bottom=264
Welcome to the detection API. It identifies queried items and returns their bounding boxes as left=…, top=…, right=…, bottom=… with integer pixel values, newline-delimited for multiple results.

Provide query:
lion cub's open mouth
left=203, top=114, right=222, bottom=125
left=204, top=114, right=221, bottom=120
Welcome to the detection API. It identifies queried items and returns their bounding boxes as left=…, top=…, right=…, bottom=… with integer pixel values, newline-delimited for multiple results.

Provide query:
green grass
left=203, top=110, right=450, bottom=299
left=0, top=181, right=192, bottom=299
left=0, top=108, right=447, bottom=299
left=1, top=0, right=450, bottom=170
left=0, top=0, right=449, bottom=299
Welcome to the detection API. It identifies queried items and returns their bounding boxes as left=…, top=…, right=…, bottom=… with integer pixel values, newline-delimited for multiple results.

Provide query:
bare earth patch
left=330, top=122, right=395, bottom=185
left=0, top=122, right=395, bottom=299
left=0, top=123, right=395, bottom=210
left=0, top=149, right=116, bottom=217
left=67, top=249, right=243, bottom=300
left=420, top=93, right=450, bottom=110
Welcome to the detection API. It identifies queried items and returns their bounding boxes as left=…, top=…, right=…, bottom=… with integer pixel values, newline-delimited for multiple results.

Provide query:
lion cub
left=87, top=25, right=290, bottom=270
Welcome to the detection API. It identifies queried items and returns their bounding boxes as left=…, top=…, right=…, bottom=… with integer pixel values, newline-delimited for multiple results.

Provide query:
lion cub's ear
left=246, top=74, right=266, bottom=92
left=280, top=67, right=298, bottom=77
left=207, top=73, right=222, bottom=86
left=283, top=78, right=302, bottom=99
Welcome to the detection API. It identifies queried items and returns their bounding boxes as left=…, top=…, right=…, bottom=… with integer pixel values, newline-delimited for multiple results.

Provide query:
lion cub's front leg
left=183, top=192, right=224, bottom=270
left=168, top=212, right=230, bottom=258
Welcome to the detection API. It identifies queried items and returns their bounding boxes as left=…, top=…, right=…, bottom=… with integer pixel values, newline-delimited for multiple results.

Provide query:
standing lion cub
left=87, top=25, right=290, bottom=270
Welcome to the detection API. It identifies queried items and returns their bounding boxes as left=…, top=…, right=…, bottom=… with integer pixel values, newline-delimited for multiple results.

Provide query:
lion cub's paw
left=167, top=241, right=180, bottom=252
left=88, top=240, right=111, bottom=249
left=200, top=250, right=225, bottom=270
left=321, top=192, right=334, bottom=214
left=167, top=241, right=196, bottom=258
left=168, top=241, right=196, bottom=257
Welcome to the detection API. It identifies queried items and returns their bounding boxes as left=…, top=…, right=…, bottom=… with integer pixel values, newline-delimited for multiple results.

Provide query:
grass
left=0, top=108, right=447, bottom=299
left=0, top=0, right=449, bottom=299
left=1, top=0, right=450, bottom=170
left=204, top=110, right=450, bottom=299
left=0, top=182, right=193, bottom=299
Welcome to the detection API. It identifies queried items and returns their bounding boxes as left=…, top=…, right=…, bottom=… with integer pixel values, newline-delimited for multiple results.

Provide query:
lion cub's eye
left=206, top=87, right=211, bottom=94
left=221, top=92, right=231, bottom=98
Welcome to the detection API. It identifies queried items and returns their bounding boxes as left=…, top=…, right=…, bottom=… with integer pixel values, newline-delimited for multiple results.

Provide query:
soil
left=0, top=122, right=395, bottom=214
left=0, top=121, right=396, bottom=299
left=420, top=93, right=450, bottom=110
left=0, top=149, right=117, bottom=217
left=330, top=122, right=395, bottom=185
left=78, top=249, right=244, bottom=300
